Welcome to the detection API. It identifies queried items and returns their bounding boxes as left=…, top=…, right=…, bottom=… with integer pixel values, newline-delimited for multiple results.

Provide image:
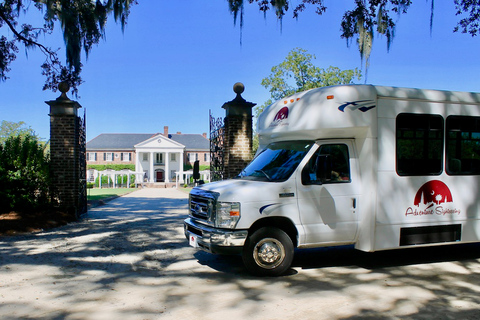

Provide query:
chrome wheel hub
left=253, top=238, right=285, bottom=269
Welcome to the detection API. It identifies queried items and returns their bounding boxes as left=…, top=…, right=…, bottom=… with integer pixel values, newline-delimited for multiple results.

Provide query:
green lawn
left=87, top=188, right=139, bottom=202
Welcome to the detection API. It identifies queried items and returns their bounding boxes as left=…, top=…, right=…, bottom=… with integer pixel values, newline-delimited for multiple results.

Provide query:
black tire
left=242, top=227, right=294, bottom=277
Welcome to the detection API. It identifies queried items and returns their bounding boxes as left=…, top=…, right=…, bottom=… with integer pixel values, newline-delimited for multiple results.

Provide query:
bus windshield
left=237, top=140, right=314, bottom=182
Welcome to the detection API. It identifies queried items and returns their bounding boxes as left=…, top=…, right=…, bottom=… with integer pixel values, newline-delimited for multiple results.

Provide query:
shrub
left=87, top=164, right=135, bottom=171
left=0, top=135, right=52, bottom=212
left=95, top=175, right=112, bottom=188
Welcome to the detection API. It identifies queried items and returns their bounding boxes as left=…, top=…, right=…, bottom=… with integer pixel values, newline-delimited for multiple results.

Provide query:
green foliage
left=184, top=164, right=210, bottom=171
left=0, top=120, right=40, bottom=145
left=87, top=164, right=135, bottom=171
left=228, top=1, right=480, bottom=73
left=0, top=135, right=52, bottom=212
left=0, top=0, right=137, bottom=94
left=95, top=175, right=112, bottom=188
left=454, top=0, right=480, bottom=36
left=257, top=48, right=361, bottom=117
left=252, top=48, right=361, bottom=155
left=93, top=173, right=135, bottom=187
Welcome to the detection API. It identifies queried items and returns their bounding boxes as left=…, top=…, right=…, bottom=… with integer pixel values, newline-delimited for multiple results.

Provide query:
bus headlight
left=216, top=202, right=241, bottom=229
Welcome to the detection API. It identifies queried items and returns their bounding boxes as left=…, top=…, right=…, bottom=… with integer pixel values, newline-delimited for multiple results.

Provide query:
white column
left=135, top=151, right=140, bottom=173
left=165, top=152, right=170, bottom=183
left=149, top=152, right=154, bottom=182
left=179, top=150, right=184, bottom=183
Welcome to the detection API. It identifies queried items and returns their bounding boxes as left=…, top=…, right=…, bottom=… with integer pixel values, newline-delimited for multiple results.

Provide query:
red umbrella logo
left=414, top=180, right=453, bottom=206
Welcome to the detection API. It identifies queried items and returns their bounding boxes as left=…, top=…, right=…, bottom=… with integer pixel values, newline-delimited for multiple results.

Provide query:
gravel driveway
left=1, top=188, right=480, bottom=320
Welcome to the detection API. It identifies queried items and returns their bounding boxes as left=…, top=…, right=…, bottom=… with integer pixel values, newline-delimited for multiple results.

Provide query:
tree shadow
left=292, top=242, right=480, bottom=271
left=1, top=190, right=480, bottom=319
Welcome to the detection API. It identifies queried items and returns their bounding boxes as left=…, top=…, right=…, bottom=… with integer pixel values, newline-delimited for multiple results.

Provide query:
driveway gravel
left=1, top=188, right=480, bottom=320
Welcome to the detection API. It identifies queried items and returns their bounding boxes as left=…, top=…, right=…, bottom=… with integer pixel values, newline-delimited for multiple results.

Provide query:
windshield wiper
left=254, top=169, right=272, bottom=181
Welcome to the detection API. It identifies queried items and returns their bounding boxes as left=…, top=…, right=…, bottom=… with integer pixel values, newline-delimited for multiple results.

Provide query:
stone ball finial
left=57, top=81, right=71, bottom=101
left=58, top=81, right=70, bottom=93
left=233, top=82, right=245, bottom=95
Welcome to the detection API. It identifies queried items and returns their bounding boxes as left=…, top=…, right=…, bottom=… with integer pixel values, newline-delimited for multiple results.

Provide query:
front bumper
left=184, top=217, right=248, bottom=255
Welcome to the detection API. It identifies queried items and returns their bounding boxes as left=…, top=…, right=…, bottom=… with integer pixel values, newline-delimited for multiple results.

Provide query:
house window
left=171, top=153, right=176, bottom=162
left=87, top=152, right=97, bottom=161
left=156, top=153, right=164, bottom=164
left=396, top=113, right=444, bottom=176
left=121, top=152, right=131, bottom=162
left=204, top=153, right=210, bottom=162
left=105, top=152, right=114, bottom=161
left=188, top=153, right=197, bottom=162
left=142, top=153, right=148, bottom=161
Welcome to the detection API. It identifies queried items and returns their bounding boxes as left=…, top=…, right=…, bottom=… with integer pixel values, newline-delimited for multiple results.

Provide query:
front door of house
left=156, top=171, right=164, bottom=182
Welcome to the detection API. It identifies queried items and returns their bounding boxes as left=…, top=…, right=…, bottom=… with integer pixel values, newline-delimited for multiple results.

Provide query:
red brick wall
left=50, top=114, right=79, bottom=212
left=86, top=151, right=136, bottom=165
left=224, top=115, right=253, bottom=179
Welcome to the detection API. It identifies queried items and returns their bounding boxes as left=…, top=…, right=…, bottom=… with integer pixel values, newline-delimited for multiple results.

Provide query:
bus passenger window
left=396, top=113, right=444, bottom=176
left=446, top=115, right=480, bottom=175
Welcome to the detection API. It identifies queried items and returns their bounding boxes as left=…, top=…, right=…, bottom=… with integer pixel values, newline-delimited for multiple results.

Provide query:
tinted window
left=446, top=116, right=480, bottom=175
left=302, top=144, right=351, bottom=185
left=396, top=113, right=444, bottom=176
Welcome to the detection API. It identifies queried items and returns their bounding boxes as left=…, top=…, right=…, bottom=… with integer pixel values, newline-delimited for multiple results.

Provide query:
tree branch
left=0, top=8, right=56, bottom=60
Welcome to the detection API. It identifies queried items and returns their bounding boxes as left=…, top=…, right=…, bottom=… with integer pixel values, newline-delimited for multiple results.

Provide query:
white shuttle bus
left=184, top=84, right=480, bottom=276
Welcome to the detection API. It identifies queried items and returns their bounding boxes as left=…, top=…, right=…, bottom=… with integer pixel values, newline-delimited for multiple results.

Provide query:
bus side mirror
left=316, top=154, right=332, bottom=182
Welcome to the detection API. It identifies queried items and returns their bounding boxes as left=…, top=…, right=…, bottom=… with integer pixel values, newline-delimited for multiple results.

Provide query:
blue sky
left=1, top=1, right=479, bottom=142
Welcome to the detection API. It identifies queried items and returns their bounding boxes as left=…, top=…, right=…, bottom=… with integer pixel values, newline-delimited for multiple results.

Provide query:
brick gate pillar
left=222, top=82, right=256, bottom=179
left=46, top=82, right=83, bottom=218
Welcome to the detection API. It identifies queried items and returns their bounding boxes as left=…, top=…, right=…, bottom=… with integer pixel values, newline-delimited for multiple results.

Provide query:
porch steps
left=143, top=182, right=176, bottom=188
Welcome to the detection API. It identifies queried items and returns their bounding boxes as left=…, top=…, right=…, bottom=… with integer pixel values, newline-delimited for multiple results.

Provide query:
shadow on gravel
left=1, top=192, right=480, bottom=320
left=292, top=242, right=480, bottom=271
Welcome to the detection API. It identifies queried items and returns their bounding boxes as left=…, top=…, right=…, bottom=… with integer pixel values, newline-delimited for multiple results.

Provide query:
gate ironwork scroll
left=77, top=109, right=87, bottom=215
left=210, top=110, right=224, bottom=182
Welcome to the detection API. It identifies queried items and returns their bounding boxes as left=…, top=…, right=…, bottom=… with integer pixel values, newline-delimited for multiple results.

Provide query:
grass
left=87, top=188, right=139, bottom=202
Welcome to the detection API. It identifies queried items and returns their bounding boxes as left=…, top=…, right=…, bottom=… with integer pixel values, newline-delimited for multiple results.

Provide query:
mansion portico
left=134, top=133, right=184, bottom=183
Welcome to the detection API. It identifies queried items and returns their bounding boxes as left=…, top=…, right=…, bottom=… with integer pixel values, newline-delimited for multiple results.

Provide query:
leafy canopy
left=256, top=48, right=361, bottom=117
left=0, top=120, right=39, bottom=144
left=0, top=0, right=136, bottom=95
left=228, top=1, right=480, bottom=73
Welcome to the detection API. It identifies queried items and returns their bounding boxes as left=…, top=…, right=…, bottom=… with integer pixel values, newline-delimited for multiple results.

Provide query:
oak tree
left=257, top=47, right=361, bottom=117
left=228, top=1, right=480, bottom=72
left=0, top=0, right=136, bottom=95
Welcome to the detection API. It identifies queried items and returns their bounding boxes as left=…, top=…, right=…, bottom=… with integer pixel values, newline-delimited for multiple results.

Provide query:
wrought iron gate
left=77, top=110, right=87, bottom=215
left=209, top=110, right=224, bottom=182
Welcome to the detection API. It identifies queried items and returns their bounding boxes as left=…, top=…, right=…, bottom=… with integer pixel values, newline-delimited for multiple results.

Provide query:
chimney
left=164, top=126, right=168, bottom=136
left=202, top=133, right=207, bottom=139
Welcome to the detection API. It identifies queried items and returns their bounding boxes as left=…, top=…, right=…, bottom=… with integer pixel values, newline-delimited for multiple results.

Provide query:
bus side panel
left=353, top=136, right=378, bottom=252
left=374, top=99, right=480, bottom=250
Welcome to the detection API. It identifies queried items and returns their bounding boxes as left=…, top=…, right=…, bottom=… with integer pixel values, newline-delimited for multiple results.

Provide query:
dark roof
left=169, top=134, right=209, bottom=151
left=86, top=133, right=157, bottom=151
left=86, top=133, right=209, bottom=151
